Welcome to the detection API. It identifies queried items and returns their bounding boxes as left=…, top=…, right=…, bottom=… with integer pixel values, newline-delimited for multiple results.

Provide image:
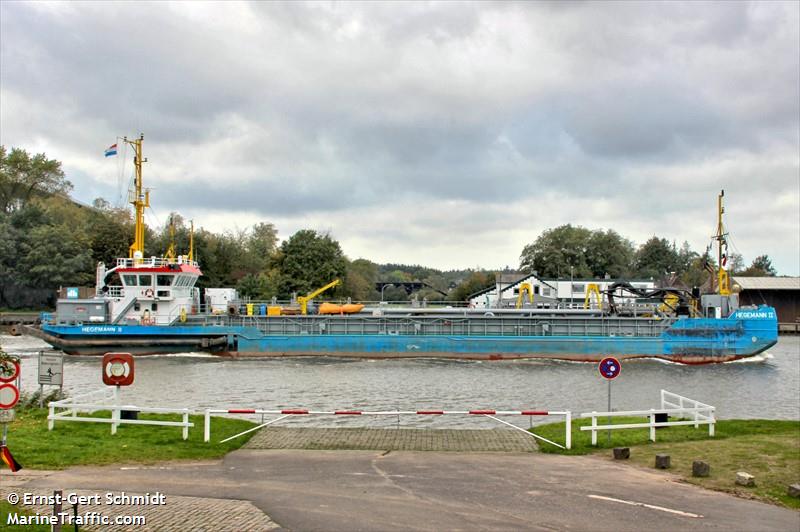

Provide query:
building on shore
left=733, top=276, right=800, bottom=324
left=467, top=273, right=655, bottom=309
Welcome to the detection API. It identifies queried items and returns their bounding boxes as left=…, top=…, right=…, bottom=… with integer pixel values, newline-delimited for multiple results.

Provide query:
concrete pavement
left=9, top=449, right=799, bottom=531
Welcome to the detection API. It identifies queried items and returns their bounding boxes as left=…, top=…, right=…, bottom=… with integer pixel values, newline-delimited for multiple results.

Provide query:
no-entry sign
left=0, top=383, right=19, bottom=409
left=598, top=357, right=621, bottom=380
left=0, top=360, right=20, bottom=383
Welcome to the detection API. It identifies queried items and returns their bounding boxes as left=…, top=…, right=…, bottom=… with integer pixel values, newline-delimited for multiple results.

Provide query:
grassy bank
left=1, top=407, right=257, bottom=470
left=532, top=417, right=800, bottom=509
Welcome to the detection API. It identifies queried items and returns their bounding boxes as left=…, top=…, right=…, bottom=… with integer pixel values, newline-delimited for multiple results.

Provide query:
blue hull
left=38, top=306, right=778, bottom=364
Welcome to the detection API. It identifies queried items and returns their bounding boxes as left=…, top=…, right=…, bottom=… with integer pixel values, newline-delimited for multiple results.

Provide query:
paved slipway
left=3, top=430, right=799, bottom=531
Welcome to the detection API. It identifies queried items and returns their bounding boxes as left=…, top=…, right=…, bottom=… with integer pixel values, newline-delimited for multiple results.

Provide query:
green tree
left=87, top=199, right=133, bottom=266
left=245, top=222, right=278, bottom=272
left=18, top=223, right=93, bottom=287
left=585, top=229, right=635, bottom=278
left=344, top=259, right=380, bottom=301
left=741, top=255, right=777, bottom=276
left=273, top=230, right=348, bottom=298
left=634, top=237, right=680, bottom=279
left=519, top=225, right=593, bottom=278
left=0, top=146, right=72, bottom=213
left=451, top=271, right=495, bottom=301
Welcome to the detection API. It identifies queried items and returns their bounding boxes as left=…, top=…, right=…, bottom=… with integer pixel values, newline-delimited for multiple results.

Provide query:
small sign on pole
left=39, top=353, right=64, bottom=386
left=598, top=357, right=621, bottom=444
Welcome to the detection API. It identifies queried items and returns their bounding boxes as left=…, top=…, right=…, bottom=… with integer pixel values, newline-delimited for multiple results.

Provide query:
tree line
left=0, top=146, right=780, bottom=309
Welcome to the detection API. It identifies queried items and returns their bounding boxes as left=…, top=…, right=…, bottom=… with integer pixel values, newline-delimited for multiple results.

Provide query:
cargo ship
left=28, top=137, right=778, bottom=363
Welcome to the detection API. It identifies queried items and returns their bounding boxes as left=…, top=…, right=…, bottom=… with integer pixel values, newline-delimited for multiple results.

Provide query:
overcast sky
left=2, top=1, right=798, bottom=274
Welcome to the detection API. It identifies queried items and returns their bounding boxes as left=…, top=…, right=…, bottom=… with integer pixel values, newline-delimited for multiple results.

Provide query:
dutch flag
left=104, top=143, right=118, bottom=157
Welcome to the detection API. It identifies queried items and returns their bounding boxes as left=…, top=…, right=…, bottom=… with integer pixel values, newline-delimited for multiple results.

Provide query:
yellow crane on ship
left=298, top=279, right=341, bottom=315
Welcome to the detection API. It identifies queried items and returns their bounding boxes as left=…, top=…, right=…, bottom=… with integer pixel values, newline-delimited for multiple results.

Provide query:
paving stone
left=245, top=427, right=540, bottom=452
left=0, top=487, right=279, bottom=531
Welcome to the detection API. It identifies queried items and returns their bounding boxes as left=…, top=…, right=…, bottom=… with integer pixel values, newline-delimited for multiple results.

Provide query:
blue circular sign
left=599, top=357, right=621, bottom=380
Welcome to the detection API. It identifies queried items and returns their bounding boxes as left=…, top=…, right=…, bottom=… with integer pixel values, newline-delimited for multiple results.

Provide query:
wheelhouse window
left=138, top=275, right=153, bottom=286
left=123, top=275, right=137, bottom=286
left=157, top=275, right=174, bottom=286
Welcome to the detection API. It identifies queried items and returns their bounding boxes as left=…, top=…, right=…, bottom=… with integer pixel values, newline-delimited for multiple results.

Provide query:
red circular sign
left=0, top=383, right=19, bottom=409
left=598, top=357, right=621, bottom=380
left=0, top=359, right=20, bottom=383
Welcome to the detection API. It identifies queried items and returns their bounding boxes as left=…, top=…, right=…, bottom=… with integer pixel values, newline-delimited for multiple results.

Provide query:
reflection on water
left=2, top=334, right=798, bottom=429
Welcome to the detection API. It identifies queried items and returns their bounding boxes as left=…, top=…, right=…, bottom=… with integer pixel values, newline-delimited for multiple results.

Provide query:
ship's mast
left=715, top=189, right=730, bottom=296
left=188, top=220, right=194, bottom=262
left=124, top=134, right=149, bottom=258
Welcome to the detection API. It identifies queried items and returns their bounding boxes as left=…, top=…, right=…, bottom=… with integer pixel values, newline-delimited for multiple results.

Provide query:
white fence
left=204, top=407, right=573, bottom=449
left=48, top=387, right=193, bottom=440
left=580, top=390, right=715, bottom=445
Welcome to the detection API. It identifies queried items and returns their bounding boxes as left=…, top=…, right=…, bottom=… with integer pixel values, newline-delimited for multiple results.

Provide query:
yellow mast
left=188, top=220, right=194, bottom=262
left=124, top=134, right=150, bottom=258
left=715, top=190, right=730, bottom=295
left=165, top=214, right=176, bottom=262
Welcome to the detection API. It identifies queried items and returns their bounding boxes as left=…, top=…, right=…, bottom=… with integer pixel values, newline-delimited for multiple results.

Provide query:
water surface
left=3, top=334, right=798, bottom=428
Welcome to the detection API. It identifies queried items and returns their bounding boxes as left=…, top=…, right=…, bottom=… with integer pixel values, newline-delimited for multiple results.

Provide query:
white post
left=565, top=411, right=572, bottom=450
left=182, top=411, right=189, bottom=441
left=709, top=410, right=715, bottom=437
left=204, top=410, right=211, bottom=443
left=111, top=385, right=120, bottom=435
left=649, top=409, right=656, bottom=442
left=591, top=412, right=597, bottom=446
left=48, top=404, right=54, bottom=431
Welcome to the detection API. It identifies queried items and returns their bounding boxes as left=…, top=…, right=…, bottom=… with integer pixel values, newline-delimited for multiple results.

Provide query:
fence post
left=204, top=410, right=211, bottom=443
left=649, top=409, right=656, bottom=442
left=48, top=404, right=54, bottom=431
left=565, top=411, right=572, bottom=450
left=591, top=412, right=597, bottom=446
left=709, top=410, right=715, bottom=437
left=182, top=411, right=189, bottom=440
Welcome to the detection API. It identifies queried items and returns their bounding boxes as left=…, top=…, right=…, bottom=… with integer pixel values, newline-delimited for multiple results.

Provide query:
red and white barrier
left=204, top=407, right=572, bottom=449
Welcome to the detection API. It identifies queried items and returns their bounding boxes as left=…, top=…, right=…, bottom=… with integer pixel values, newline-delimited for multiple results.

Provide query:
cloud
left=1, top=1, right=798, bottom=273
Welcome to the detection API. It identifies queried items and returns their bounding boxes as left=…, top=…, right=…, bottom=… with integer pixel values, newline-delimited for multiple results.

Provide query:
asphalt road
left=23, top=449, right=800, bottom=531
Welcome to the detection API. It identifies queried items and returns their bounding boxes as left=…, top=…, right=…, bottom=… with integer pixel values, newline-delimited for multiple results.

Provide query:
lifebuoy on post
left=102, top=353, right=135, bottom=386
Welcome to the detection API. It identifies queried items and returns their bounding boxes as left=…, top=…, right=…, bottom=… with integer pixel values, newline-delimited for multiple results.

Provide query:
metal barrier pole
left=591, top=412, right=597, bottom=446
left=204, top=410, right=211, bottom=442
left=219, top=414, right=292, bottom=444
left=48, top=403, right=55, bottom=431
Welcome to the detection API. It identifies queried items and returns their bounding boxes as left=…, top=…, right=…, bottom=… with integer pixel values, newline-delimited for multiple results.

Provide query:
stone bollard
left=736, top=472, right=755, bottom=487
left=613, top=447, right=630, bottom=460
left=655, top=454, right=670, bottom=469
left=788, top=484, right=800, bottom=498
left=692, top=461, right=710, bottom=477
